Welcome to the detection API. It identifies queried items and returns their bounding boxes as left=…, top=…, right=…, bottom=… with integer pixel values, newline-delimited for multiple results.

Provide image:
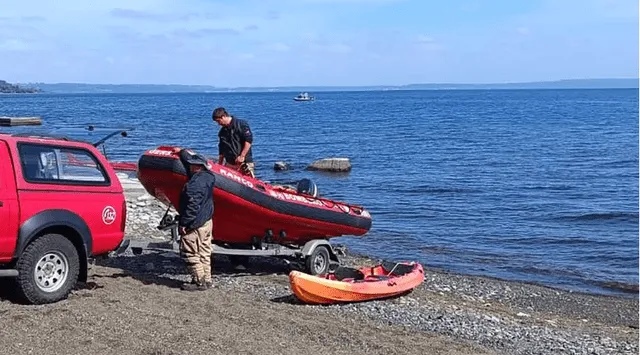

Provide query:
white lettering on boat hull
left=219, top=168, right=254, bottom=188
left=147, top=149, right=173, bottom=156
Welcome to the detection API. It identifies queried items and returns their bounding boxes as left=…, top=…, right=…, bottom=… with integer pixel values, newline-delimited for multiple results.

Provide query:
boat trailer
left=125, top=206, right=345, bottom=275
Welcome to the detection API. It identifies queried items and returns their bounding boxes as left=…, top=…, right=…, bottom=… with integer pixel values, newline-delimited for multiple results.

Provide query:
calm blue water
left=1, top=89, right=638, bottom=297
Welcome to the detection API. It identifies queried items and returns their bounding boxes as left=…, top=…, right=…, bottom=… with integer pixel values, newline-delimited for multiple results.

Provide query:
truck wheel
left=15, top=234, right=80, bottom=305
left=305, top=246, right=330, bottom=275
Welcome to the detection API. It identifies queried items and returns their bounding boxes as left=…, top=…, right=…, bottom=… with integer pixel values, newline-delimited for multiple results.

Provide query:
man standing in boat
left=175, top=148, right=217, bottom=291
left=212, top=107, right=255, bottom=178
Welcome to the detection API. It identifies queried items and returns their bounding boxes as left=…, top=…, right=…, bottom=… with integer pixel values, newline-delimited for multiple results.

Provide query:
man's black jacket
left=178, top=170, right=216, bottom=230
left=218, top=117, right=253, bottom=164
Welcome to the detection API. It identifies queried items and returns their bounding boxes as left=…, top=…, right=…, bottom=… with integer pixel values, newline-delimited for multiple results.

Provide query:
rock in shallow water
left=274, top=161, right=290, bottom=171
left=306, top=157, right=352, bottom=172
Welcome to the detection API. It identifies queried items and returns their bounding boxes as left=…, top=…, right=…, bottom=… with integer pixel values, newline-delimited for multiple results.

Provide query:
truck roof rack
left=10, top=132, right=87, bottom=143
left=9, top=126, right=130, bottom=148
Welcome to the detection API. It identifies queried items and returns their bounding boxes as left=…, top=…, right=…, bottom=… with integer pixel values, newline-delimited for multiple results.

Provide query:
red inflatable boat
left=135, top=146, right=372, bottom=246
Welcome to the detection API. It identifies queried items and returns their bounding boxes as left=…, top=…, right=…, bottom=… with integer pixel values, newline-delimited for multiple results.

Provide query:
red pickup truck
left=0, top=131, right=129, bottom=304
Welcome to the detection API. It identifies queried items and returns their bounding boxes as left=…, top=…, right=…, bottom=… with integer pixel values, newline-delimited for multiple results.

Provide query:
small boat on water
left=289, top=261, right=424, bottom=304
left=293, top=92, right=315, bottom=101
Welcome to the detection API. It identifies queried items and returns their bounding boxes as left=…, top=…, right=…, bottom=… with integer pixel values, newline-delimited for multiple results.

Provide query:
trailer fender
left=300, top=239, right=340, bottom=263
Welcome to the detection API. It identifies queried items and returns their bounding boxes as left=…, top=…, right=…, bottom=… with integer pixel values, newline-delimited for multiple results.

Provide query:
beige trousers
left=179, top=219, right=213, bottom=283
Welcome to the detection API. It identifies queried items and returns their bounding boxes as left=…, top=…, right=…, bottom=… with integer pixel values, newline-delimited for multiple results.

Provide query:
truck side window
left=18, top=143, right=109, bottom=185
left=58, top=148, right=107, bottom=182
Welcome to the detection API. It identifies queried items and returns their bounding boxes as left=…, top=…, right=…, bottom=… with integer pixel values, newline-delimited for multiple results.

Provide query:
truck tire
left=15, top=233, right=80, bottom=305
left=305, top=245, right=330, bottom=276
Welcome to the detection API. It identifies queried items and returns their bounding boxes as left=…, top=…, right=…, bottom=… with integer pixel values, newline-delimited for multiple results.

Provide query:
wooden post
left=0, top=116, right=42, bottom=126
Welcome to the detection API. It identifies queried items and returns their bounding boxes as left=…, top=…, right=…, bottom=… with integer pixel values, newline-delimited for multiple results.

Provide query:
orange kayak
left=289, top=261, right=424, bottom=304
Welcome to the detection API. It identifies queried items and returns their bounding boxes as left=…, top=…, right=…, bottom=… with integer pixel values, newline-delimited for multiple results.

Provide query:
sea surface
left=1, top=88, right=638, bottom=297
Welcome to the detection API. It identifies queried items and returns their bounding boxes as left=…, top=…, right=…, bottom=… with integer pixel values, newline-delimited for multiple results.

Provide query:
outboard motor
left=296, top=178, right=319, bottom=197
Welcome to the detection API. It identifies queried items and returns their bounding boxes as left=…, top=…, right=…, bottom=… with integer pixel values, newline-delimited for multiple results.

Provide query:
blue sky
left=0, top=0, right=637, bottom=86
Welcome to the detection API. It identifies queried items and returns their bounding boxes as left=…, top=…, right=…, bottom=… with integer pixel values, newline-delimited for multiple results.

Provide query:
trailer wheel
left=305, top=245, right=330, bottom=275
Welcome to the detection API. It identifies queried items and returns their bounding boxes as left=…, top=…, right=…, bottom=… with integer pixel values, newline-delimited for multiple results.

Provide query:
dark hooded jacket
left=177, top=151, right=216, bottom=230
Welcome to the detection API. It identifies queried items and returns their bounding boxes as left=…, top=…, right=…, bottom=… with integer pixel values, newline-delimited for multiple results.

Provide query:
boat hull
left=110, top=161, right=137, bottom=171
left=135, top=146, right=372, bottom=245
left=289, top=262, right=424, bottom=304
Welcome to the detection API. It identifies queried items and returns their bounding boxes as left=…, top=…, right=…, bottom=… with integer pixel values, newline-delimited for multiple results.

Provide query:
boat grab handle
left=386, top=263, right=401, bottom=276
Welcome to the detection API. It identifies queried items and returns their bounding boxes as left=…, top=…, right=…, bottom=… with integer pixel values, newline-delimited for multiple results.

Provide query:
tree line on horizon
left=1, top=78, right=637, bottom=94
left=0, top=80, right=40, bottom=94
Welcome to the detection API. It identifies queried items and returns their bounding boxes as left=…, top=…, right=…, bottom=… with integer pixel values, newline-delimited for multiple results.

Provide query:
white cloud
left=266, top=42, right=291, bottom=52
left=0, top=39, right=32, bottom=51
left=237, top=53, right=256, bottom=60
left=416, top=35, right=435, bottom=43
left=512, top=0, right=639, bottom=27
left=172, top=28, right=241, bottom=38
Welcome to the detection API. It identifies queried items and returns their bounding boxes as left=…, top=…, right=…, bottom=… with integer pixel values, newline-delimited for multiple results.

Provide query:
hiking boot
left=181, top=282, right=208, bottom=291
left=188, top=277, right=214, bottom=288
left=181, top=275, right=209, bottom=291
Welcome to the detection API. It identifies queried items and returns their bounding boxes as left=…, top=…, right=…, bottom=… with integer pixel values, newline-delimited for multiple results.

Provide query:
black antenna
left=92, top=130, right=128, bottom=147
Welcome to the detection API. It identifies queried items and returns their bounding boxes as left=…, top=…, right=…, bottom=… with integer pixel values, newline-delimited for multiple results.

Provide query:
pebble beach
left=0, top=177, right=637, bottom=355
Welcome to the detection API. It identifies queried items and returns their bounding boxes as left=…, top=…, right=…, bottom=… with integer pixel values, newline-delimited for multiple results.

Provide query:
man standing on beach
left=175, top=148, right=217, bottom=291
left=212, top=107, right=255, bottom=178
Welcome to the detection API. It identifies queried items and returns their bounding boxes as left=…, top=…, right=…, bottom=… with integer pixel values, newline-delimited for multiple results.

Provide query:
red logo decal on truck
left=102, top=206, right=117, bottom=225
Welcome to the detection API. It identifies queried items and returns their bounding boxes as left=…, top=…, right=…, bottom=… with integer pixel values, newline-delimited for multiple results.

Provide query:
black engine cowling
left=296, top=178, right=319, bottom=197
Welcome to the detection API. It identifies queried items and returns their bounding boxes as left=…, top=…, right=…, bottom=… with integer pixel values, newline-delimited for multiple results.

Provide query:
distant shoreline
left=0, top=79, right=40, bottom=94
left=12, top=78, right=639, bottom=94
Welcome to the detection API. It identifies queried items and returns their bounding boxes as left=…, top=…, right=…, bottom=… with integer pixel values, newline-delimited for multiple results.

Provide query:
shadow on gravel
left=0, top=279, right=19, bottom=303
left=270, top=294, right=303, bottom=304
left=94, top=253, right=186, bottom=289
left=269, top=290, right=413, bottom=306
left=0, top=277, right=108, bottom=305
left=213, top=257, right=293, bottom=277
left=93, top=251, right=294, bottom=290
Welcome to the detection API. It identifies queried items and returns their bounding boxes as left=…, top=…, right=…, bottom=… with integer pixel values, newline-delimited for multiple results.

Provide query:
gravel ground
left=0, top=185, right=637, bottom=355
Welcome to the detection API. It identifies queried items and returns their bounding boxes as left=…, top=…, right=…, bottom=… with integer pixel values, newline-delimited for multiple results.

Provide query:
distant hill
left=402, top=78, right=640, bottom=90
left=16, top=78, right=639, bottom=94
left=0, top=80, right=40, bottom=93
left=18, top=82, right=218, bottom=94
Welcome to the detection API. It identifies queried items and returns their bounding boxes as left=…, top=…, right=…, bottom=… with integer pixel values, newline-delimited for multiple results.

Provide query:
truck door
left=0, top=141, right=19, bottom=262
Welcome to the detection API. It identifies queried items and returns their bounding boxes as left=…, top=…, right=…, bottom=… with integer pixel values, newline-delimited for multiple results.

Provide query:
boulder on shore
left=306, top=157, right=352, bottom=172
